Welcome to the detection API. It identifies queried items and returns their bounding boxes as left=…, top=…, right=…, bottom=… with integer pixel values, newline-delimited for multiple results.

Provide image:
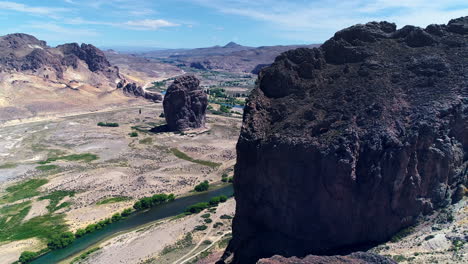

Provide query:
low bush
left=204, top=218, right=213, bottom=223
left=220, top=214, right=233, bottom=220
left=201, top=213, right=211, bottom=219
left=194, top=225, right=208, bottom=231
left=133, top=193, right=175, bottom=210
left=19, top=251, right=38, bottom=263
left=194, top=181, right=209, bottom=192
left=47, top=232, right=75, bottom=250
left=97, top=122, right=119, bottom=127
left=129, top=132, right=138, bottom=137
left=186, top=202, right=209, bottom=214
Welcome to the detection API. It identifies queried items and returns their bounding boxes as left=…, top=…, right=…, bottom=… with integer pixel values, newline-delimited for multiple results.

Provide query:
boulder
left=163, top=75, right=208, bottom=131
left=222, top=17, right=468, bottom=264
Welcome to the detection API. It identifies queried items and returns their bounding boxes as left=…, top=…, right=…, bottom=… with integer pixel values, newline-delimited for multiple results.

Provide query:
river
left=31, top=185, right=234, bottom=264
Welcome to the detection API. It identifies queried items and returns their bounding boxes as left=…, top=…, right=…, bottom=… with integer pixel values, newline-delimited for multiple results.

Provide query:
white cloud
left=191, top=0, right=468, bottom=42
left=124, top=19, right=180, bottom=30
left=28, top=22, right=98, bottom=37
left=64, top=17, right=180, bottom=31
left=0, top=1, right=69, bottom=17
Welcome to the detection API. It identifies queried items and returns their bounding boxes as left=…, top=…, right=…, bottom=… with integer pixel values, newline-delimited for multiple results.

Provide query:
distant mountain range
left=136, top=42, right=321, bottom=73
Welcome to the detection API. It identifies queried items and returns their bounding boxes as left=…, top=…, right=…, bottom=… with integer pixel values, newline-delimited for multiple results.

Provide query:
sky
left=0, top=0, right=466, bottom=49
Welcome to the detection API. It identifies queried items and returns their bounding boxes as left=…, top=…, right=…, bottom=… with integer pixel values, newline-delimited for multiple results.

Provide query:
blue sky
left=0, top=0, right=466, bottom=49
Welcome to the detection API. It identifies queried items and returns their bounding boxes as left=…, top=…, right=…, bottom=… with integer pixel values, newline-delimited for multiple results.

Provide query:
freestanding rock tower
left=163, top=75, right=208, bottom=131
left=221, top=17, right=468, bottom=264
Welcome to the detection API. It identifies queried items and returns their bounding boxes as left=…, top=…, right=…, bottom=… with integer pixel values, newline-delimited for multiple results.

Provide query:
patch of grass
left=0, top=179, right=48, bottom=203
left=96, top=196, right=132, bottom=205
left=36, top=165, right=59, bottom=171
left=392, top=255, right=415, bottom=263
left=38, top=153, right=99, bottom=164
left=39, top=191, right=75, bottom=213
left=170, top=148, right=221, bottom=168
left=0, top=163, right=17, bottom=169
left=0, top=204, right=68, bottom=243
left=139, top=138, right=153, bottom=145
left=71, top=247, right=101, bottom=263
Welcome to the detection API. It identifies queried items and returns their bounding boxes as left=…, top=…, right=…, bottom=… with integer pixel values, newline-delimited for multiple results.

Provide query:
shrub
left=47, top=232, right=75, bottom=250
left=129, top=132, right=138, bottom=137
left=214, top=222, right=224, bottom=228
left=209, top=196, right=221, bottom=206
left=194, top=181, right=209, bottom=192
left=221, top=177, right=228, bottom=182
left=186, top=202, right=209, bottom=214
left=133, top=193, right=175, bottom=210
left=220, top=214, right=233, bottom=220
left=204, top=218, right=213, bottom=223
left=121, top=208, right=133, bottom=217
left=75, top=228, right=86, bottom=238
left=194, top=225, right=208, bottom=231
left=97, top=122, right=119, bottom=127
left=159, top=113, right=165, bottom=118
left=111, top=213, right=122, bottom=222
left=19, top=251, right=38, bottom=263
left=201, top=213, right=211, bottom=219
left=424, top=235, right=435, bottom=241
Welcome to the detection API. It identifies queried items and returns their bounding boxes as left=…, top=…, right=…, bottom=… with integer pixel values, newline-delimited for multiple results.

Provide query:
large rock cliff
left=163, top=75, right=208, bottom=131
left=223, top=17, right=468, bottom=263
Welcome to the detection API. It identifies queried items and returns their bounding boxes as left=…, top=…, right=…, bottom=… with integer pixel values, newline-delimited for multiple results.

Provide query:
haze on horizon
left=0, top=0, right=467, bottom=49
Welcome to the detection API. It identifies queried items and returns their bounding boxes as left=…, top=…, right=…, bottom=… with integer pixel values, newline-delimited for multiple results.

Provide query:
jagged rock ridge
left=163, top=75, right=208, bottom=131
left=222, top=17, right=468, bottom=264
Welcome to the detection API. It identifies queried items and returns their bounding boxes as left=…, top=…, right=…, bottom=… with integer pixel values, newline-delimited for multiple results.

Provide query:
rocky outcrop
left=163, top=75, right=208, bottom=131
left=222, top=17, right=468, bottom=264
left=0, top=33, right=121, bottom=81
left=119, top=81, right=162, bottom=102
left=257, top=253, right=396, bottom=264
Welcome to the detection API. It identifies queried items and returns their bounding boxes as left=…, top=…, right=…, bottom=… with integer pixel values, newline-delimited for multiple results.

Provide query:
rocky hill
left=139, top=42, right=320, bottom=73
left=221, top=17, right=467, bottom=263
left=0, top=33, right=141, bottom=121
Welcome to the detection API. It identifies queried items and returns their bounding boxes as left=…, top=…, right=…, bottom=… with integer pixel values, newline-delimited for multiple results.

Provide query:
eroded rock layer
left=163, top=75, right=208, bottom=131
left=257, top=253, right=396, bottom=264
left=224, top=17, right=468, bottom=264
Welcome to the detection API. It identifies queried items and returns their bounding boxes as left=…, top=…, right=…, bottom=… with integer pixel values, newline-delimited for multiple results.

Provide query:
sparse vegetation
left=36, top=164, right=59, bottom=171
left=97, top=122, right=119, bottom=127
left=139, top=138, right=153, bottom=144
left=129, top=131, right=139, bottom=137
left=96, top=196, right=132, bottom=205
left=161, top=233, right=193, bottom=255
left=390, top=226, right=415, bottom=243
left=171, top=148, right=221, bottom=168
left=0, top=163, right=17, bottom=169
left=38, top=153, right=98, bottom=164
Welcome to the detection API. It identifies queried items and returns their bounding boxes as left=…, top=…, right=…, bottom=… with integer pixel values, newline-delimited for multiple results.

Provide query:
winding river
left=31, top=184, right=234, bottom=264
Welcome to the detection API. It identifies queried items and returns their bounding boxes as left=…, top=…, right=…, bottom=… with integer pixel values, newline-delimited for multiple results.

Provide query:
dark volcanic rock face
left=257, top=253, right=396, bottom=264
left=163, top=75, right=208, bottom=131
left=224, top=17, right=468, bottom=264
left=120, top=82, right=162, bottom=102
